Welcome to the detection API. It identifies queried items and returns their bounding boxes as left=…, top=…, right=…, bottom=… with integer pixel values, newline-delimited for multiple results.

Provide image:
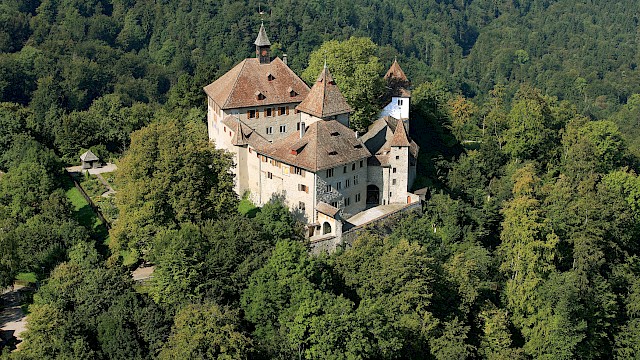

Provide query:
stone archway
left=322, top=222, right=332, bottom=235
left=367, top=184, right=380, bottom=205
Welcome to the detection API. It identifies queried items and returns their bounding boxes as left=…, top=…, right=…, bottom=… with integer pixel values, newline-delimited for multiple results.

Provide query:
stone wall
left=309, top=200, right=422, bottom=255
left=256, top=155, right=315, bottom=222
left=388, top=146, right=410, bottom=204
left=315, top=160, right=368, bottom=219
left=240, top=104, right=301, bottom=142
left=340, top=201, right=422, bottom=248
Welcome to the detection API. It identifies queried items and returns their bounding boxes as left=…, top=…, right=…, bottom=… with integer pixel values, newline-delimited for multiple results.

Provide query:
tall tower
left=254, top=22, right=271, bottom=64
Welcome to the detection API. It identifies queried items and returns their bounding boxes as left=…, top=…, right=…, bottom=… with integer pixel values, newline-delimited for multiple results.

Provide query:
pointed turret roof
left=222, top=116, right=269, bottom=148
left=384, top=59, right=408, bottom=82
left=254, top=22, right=271, bottom=46
left=296, top=66, right=352, bottom=118
left=384, top=59, right=411, bottom=98
left=390, top=120, right=411, bottom=147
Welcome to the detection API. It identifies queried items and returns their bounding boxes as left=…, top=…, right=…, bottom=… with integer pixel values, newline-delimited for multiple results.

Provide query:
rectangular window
left=355, top=193, right=361, bottom=202
left=330, top=201, right=338, bottom=208
left=293, top=167, right=304, bottom=176
left=393, top=168, right=397, bottom=173
left=398, top=99, right=403, bottom=106
left=345, top=197, right=351, bottom=206
left=389, top=192, right=392, bottom=197
left=353, top=175, right=359, bottom=185
left=249, top=110, right=256, bottom=118
left=360, top=160, right=363, bottom=168
left=352, top=163, right=356, bottom=171
left=345, top=179, right=350, bottom=188
left=343, top=166, right=347, bottom=173
left=267, top=172, right=273, bottom=179
left=266, top=126, right=273, bottom=135
left=326, top=168, right=334, bottom=177
left=336, top=182, right=342, bottom=190
left=266, top=108, right=273, bottom=117
left=278, top=106, right=286, bottom=115
left=396, top=155, right=400, bottom=160
left=280, top=125, right=286, bottom=133
left=392, top=179, right=397, bottom=185
left=296, top=122, right=301, bottom=131
left=298, top=184, right=308, bottom=192
left=299, top=201, right=305, bottom=210
left=325, top=185, right=331, bottom=192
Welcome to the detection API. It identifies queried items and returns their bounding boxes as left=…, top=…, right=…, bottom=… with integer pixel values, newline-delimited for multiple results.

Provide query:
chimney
left=283, top=54, right=288, bottom=65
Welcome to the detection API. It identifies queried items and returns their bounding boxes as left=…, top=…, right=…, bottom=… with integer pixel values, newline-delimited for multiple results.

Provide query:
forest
left=1, top=0, right=640, bottom=358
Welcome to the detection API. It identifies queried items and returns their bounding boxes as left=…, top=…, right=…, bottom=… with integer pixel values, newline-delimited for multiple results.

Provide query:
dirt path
left=1, top=285, right=29, bottom=344
left=95, top=173, right=116, bottom=197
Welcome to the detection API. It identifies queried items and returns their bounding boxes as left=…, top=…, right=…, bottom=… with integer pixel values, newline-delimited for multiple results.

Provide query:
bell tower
left=254, top=22, right=271, bottom=64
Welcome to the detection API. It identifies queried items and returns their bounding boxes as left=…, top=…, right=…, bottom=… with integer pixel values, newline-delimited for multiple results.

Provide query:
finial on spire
left=254, top=22, right=271, bottom=47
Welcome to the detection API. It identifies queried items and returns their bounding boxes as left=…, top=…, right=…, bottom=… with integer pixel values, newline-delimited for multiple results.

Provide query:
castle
left=204, top=24, right=420, bottom=245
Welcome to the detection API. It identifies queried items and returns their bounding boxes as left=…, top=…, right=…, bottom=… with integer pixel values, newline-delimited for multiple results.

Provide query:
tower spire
left=255, top=22, right=271, bottom=64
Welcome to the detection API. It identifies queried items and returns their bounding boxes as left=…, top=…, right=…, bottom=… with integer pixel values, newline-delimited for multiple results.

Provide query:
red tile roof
left=259, top=120, right=370, bottom=172
left=384, top=59, right=411, bottom=97
left=389, top=119, right=411, bottom=147
left=221, top=115, right=270, bottom=148
left=360, top=116, right=419, bottom=163
left=203, top=57, right=310, bottom=110
left=295, top=66, right=352, bottom=118
left=316, top=202, right=340, bottom=217
left=384, top=59, right=408, bottom=82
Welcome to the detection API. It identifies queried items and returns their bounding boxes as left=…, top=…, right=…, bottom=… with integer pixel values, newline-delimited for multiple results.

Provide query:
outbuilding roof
left=316, top=202, right=340, bottom=217
left=203, top=57, right=310, bottom=110
left=80, top=150, right=99, bottom=162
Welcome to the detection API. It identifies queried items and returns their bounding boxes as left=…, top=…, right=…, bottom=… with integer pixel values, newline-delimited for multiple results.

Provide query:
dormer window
left=267, top=73, right=275, bottom=81
left=330, top=132, right=340, bottom=137
left=288, top=87, right=297, bottom=97
left=328, top=150, right=338, bottom=155
left=256, top=91, right=265, bottom=101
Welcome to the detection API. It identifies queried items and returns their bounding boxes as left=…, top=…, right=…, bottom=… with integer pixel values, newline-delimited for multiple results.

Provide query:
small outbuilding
left=80, top=150, right=100, bottom=169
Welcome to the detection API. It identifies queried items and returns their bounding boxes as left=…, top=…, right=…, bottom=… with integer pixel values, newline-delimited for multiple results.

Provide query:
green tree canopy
left=110, top=118, right=237, bottom=261
left=302, top=37, right=384, bottom=132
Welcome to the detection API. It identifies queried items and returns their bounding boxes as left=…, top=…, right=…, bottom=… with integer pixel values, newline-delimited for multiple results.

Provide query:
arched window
left=367, top=184, right=380, bottom=205
left=323, top=222, right=332, bottom=235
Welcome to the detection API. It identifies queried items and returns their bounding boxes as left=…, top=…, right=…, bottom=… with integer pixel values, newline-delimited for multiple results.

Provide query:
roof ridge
left=222, top=59, right=249, bottom=108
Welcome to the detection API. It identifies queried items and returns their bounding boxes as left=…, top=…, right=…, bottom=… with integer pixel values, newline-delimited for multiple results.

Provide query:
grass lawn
left=238, top=198, right=260, bottom=217
left=15, top=272, right=37, bottom=285
left=62, top=174, right=110, bottom=253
